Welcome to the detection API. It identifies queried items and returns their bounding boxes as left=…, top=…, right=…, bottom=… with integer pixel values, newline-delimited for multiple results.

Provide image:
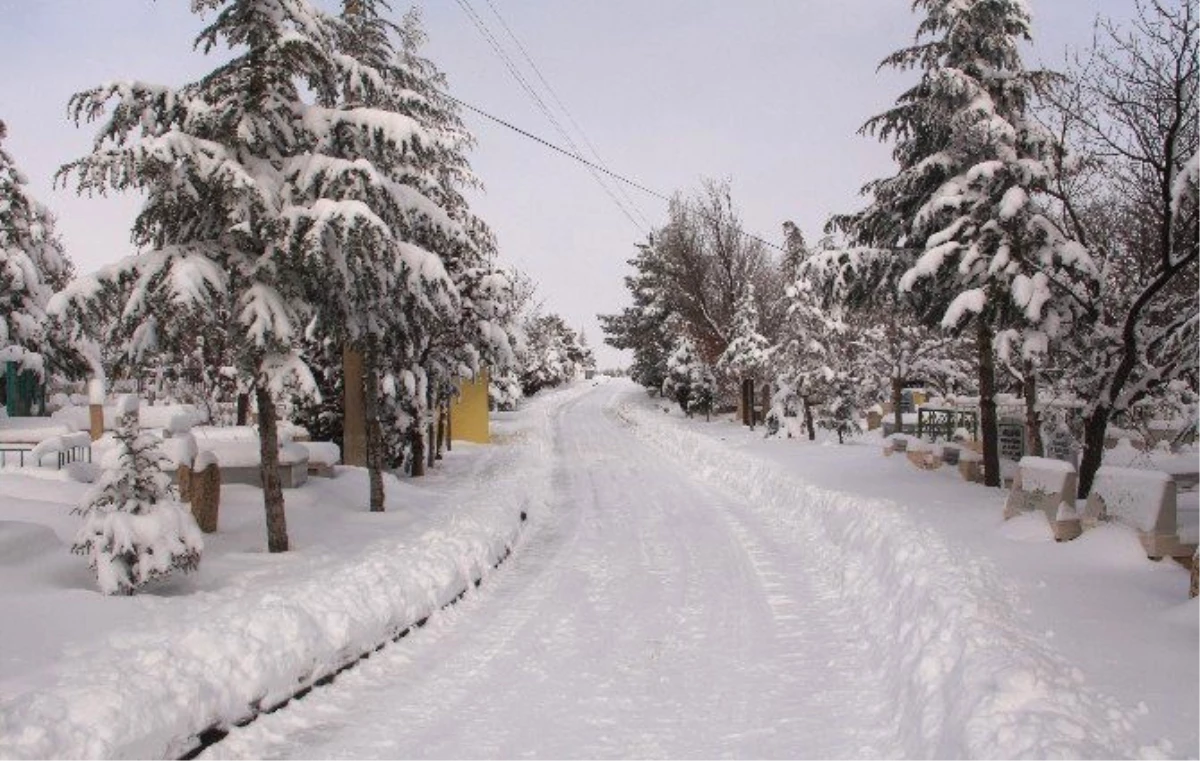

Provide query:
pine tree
left=828, top=0, right=1090, bottom=486
left=715, top=284, right=772, bottom=384
left=662, top=336, right=711, bottom=417
left=600, top=236, right=675, bottom=391
left=56, top=0, right=353, bottom=551
left=72, top=396, right=202, bottom=595
left=0, top=121, right=80, bottom=382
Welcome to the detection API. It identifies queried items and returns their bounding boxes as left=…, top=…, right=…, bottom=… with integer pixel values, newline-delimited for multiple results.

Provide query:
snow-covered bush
left=489, top=366, right=524, bottom=411
left=813, top=371, right=865, bottom=444
left=72, top=396, right=202, bottom=595
left=662, top=336, right=715, bottom=418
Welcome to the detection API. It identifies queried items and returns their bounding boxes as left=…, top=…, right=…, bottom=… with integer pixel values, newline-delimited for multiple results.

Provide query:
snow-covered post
left=87, top=376, right=105, bottom=441
left=72, top=395, right=203, bottom=595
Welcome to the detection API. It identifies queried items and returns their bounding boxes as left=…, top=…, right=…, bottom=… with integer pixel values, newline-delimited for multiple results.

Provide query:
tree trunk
left=1077, top=405, right=1110, bottom=499
left=409, top=416, right=425, bottom=477
left=342, top=346, right=367, bottom=467
left=362, top=343, right=385, bottom=513
left=1023, top=360, right=1044, bottom=458
left=803, top=397, right=816, bottom=441
left=235, top=393, right=250, bottom=426
left=891, top=376, right=904, bottom=434
left=427, top=421, right=436, bottom=468
left=435, top=401, right=445, bottom=461
left=445, top=401, right=453, bottom=451
left=1190, top=549, right=1197, bottom=600
left=977, top=320, right=1001, bottom=488
left=255, top=385, right=289, bottom=553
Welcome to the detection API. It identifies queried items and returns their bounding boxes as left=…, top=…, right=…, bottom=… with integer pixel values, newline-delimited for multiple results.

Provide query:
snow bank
left=50, top=403, right=207, bottom=433
left=296, top=441, right=340, bottom=466
left=617, top=401, right=1142, bottom=759
left=0, top=385, right=582, bottom=760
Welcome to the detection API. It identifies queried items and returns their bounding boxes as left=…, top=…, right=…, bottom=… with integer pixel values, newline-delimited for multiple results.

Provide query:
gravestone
left=998, top=420, right=1025, bottom=461
left=1044, top=426, right=1080, bottom=469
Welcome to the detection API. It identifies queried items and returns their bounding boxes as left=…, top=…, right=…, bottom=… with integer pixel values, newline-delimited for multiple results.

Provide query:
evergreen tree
left=715, top=283, right=772, bottom=385
left=56, top=0, right=356, bottom=551
left=72, top=396, right=202, bottom=595
left=662, top=336, right=711, bottom=417
left=827, top=0, right=1089, bottom=486
left=599, top=236, right=675, bottom=391
left=0, top=120, right=80, bottom=381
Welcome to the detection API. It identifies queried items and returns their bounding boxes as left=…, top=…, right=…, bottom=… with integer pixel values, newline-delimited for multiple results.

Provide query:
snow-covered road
left=206, top=381, right=900, bottom=759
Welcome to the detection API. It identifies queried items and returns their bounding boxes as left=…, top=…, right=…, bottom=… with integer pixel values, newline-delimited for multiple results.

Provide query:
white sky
left=0, top=0, right=1134, bottom=369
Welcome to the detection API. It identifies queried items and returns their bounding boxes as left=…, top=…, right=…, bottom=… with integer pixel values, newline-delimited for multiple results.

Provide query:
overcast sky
left=1, top=0, right=1134, bottom=368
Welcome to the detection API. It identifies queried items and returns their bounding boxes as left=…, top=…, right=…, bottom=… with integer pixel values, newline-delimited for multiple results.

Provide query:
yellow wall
left=450, top=370, right=490, bottom=444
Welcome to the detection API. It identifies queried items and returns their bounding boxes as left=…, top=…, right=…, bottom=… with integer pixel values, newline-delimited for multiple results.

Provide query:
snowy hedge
left=0, top=402, right=565, bottom=759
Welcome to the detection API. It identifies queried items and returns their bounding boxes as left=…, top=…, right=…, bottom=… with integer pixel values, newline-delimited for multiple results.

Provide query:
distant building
left=450, top=370, right=490, bottom=444
left=2, top=361, right=45, bottom=417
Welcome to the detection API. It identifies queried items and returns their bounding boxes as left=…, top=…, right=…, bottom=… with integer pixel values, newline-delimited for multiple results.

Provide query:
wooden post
left=88, top=377, right=105, bottom=441
left=342, top=346, right=367, bottom=467
left=191, top=460, right=221, bottom=534
left=235, top=393, right=250, bottom=426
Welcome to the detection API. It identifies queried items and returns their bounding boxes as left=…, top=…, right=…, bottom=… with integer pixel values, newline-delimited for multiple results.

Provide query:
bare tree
left=1041, top=0, right=1198, bottom=496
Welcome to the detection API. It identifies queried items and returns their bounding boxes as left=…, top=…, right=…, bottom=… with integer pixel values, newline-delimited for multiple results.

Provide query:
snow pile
left=1091, top=466, right=1174, bottom=533
left=617, top=401, right=1144, bottom=759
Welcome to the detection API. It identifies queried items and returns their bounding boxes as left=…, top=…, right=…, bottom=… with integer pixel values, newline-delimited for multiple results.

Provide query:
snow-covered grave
left=1085, top=466, right=1197, bottom=560
left=50, top=401, right=207, bottom=434
left=188, top=425, right=311, bottom=488
left=1003, top=456, right=1082, bottom=541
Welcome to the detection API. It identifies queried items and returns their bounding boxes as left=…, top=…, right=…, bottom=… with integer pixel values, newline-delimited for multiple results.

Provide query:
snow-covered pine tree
left=662, top=336, right=710, bottom=417
left=828, top=0, right=1090, bottom=486
left=813, top=370, right=864, bottom=444
left=356, top=7, right=512, bottom=478
left=781, top=221, right=808, bottom=283
left=519, top=313, right=587, bottom=395
left=55, top=0, right=355, bottom=552
left=300, top=0, right=466, bottom=503
left=73, top=395, right=202, bottom=595
left=0, top=121, right=81, bottom=383
left=716, top=281, right=771, bottom=366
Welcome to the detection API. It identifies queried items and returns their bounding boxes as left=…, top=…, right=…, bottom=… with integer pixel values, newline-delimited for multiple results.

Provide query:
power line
left=478, top=0, right=653, bottom=230
left=443, top=91, right=788, bottom=256
left=451, top=0, right=649, bottom=235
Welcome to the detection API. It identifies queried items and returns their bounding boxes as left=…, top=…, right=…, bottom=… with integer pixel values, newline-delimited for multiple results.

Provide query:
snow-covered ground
left=0, top=379, right=1196, bottom=759
left=0, top=382, right=588, bottom=759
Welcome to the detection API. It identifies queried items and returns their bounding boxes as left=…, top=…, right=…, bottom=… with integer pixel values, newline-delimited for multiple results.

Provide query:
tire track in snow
left=204, top=383, right=901, bottom=758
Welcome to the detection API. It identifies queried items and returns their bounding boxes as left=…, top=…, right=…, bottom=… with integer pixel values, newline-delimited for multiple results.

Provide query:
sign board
left=998, top=420, right=1025, bottom=461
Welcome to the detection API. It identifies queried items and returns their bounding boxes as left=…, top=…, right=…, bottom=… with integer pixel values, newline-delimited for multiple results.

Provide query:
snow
left=0, top=383, right=588, bottom=759
left=1092, top=466, right=1175, bottom=533
left=1018, top=456, right=1075, bottom=494
left=0, top=381, right=1194, bottom=759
